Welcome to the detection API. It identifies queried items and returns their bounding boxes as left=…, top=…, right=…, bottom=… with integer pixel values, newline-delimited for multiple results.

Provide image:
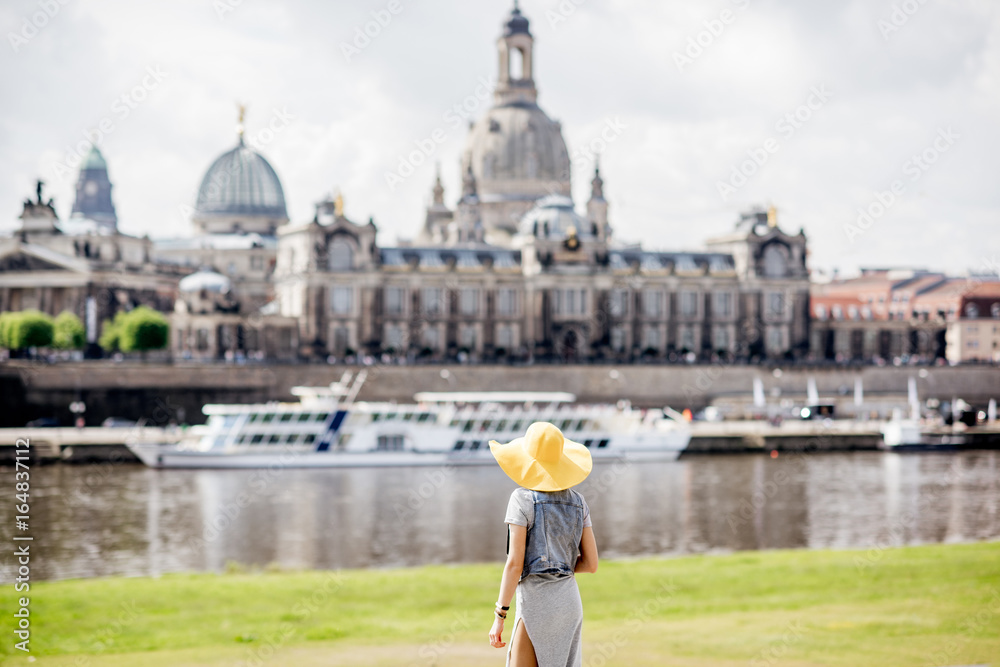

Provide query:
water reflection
left=2, top=452, right=997, bottom=581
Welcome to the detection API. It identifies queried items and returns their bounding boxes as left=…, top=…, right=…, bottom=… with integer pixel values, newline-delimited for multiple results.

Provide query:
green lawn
left=2, top=542, right=999, bottom=666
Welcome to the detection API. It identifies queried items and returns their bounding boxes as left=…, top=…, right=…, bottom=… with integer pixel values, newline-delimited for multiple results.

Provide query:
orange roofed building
left=809, top=268, right=1000, bottom=363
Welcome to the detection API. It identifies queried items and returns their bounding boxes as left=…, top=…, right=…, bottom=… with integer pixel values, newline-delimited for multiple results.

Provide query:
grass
left=2, top=542, right=999, bottom=666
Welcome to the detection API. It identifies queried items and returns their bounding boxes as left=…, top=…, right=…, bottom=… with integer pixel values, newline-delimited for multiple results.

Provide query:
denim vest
left=518, top=489, right=585, bottom=580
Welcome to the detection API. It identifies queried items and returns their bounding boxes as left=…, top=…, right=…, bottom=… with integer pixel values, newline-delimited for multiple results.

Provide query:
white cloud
left=1, top=0, right=997, bottom=276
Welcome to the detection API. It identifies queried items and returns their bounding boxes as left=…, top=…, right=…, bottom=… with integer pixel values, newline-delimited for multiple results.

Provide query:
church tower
left=460, top=4, right=572, bottom=242
left=71, top=145, right=118, bottom=231
left=587, top=162, right=609, bottom=242
left=494, top=2, right=537, bottom=107
left=422, top=164, right=454, bottom=244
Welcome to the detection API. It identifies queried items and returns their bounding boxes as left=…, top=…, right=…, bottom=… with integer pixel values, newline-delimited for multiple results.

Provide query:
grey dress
left=504, top=487, right=592, bottom=667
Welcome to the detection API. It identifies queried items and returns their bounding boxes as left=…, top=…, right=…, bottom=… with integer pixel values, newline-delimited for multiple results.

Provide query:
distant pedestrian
left=488, top=421, right=599, bottom=666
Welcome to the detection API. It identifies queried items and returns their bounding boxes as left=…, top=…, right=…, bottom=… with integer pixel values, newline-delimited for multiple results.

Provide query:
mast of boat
left=752, top=377, right=766, bottom=409
left=344, top=370, right=368, bottom=405
left=807, top=377, right=819, bottom=405
left=908, top=377, right=920, bottom=420
left=854, top=377, right=864, bottom=411
left=989, top=398, right=997, bottom=423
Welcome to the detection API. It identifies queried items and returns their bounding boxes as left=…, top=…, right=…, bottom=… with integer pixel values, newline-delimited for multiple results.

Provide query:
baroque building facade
left=0, top=161, right=179, bottom=355
left=274, top=6, right=812, bottom=363
left=1, top=6, right=814, bottom=364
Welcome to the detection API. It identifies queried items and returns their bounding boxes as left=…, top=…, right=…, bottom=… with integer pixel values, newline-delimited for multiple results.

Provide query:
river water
left=3, top=451, right=999, bottom=581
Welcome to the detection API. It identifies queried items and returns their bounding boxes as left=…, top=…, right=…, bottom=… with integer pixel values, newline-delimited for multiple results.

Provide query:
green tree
left=52, top=311, right=86, bottom=350
left=0, top=311, right=15, bottom=349
left=4, top=310, right=54, bottom=350
left=119, top=306, right=169, bottom=353
left=98, top=312, right=125, bottom=352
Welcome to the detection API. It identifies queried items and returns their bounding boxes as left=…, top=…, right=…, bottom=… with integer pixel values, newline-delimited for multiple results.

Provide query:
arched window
left=964, top=303, right=978, bottom=318
left=992, top=302, right=1000, bottom=319
left=814, top=305, right=827, bottom=321
left=761, top=244, right=789, bottom=278
left=510, top=47, right=524, bottom=80
left=327, top=239, right=353, bottom=272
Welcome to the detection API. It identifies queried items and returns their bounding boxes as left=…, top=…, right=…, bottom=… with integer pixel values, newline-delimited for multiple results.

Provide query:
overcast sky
left=2, top=0, right=997, bottom=277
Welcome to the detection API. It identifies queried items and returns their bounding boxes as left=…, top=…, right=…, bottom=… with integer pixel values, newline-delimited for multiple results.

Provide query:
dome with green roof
left=80, top=145, right=108, bottom=170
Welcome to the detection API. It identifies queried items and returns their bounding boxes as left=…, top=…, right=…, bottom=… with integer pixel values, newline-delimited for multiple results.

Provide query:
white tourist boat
left=127, top=372, right=691, bottom=468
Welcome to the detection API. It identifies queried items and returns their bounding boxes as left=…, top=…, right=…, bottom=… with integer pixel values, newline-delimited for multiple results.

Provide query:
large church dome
left=463, top=105, right=570, bottom=189
left=193, top=136, right=288, bottom=235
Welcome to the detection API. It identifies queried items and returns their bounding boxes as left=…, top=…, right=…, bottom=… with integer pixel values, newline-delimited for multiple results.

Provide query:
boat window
left=386, top=413, right=397, bottom=421
left=416, top=413, right=431, bottom=423
left=315, top=413, right=330, bottom=422
left=377, top=435, right=405, bottom=451
left=497, top=420, right=508, bottom=431
left=262, top=413, right=275, bottom=424
left=247, top=413, right=259, bottom=423
left=453, top=440, right=465, bottom=450
left=576, top=419, right=587, bottom=431
left=303, top=433, right=316, bottom=444
left=481, top=420, right=493, bottom=431
left=296, top=413, right=311, bottom=423
left=560, top=419, right=573, bottom=431
left=251, top=434, right=264, bottom=444
left=337, top=433, right=351, bottom=448
left=268, top=434, right=281, bottom=444
left=597, top=439, right=609, bottom=448
left=450, top=419, right=460, bottom=427
left=372, top=413, right=382, bottom=422
left=462, top=421, right=474, bottom=433
left=279, top=413, right=293, bottom=423
left=236, top=435, right=248, bottom=444
left=469, top=440, right=482, bottom=450
left=402, top=413, right=413, bottom=421
left=286, top=433, right=300, bottom=444
left=583, top=440, right=593, bottom=448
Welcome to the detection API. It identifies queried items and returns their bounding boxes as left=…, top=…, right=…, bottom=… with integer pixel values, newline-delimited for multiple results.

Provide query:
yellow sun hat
left=489, top=421, right=593, bottom=492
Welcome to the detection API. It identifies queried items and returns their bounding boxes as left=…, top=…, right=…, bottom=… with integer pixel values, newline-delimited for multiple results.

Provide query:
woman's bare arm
left=575, top=525, right=598, bottom=574
left=497, top=524, right=526, bottom=607
left=489, top=524, right=526, bottom=649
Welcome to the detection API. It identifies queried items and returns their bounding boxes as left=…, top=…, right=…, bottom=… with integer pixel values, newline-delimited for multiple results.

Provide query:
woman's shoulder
left=508, top=487, right=532, bottom=504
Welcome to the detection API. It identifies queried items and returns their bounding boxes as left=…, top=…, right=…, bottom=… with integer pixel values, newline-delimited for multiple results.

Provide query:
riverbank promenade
left=2, top=542, right=997, bottom=666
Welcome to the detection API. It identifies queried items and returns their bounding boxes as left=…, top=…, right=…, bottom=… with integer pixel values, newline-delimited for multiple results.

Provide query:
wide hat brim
left=489, top=434, right=593, bottom=492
